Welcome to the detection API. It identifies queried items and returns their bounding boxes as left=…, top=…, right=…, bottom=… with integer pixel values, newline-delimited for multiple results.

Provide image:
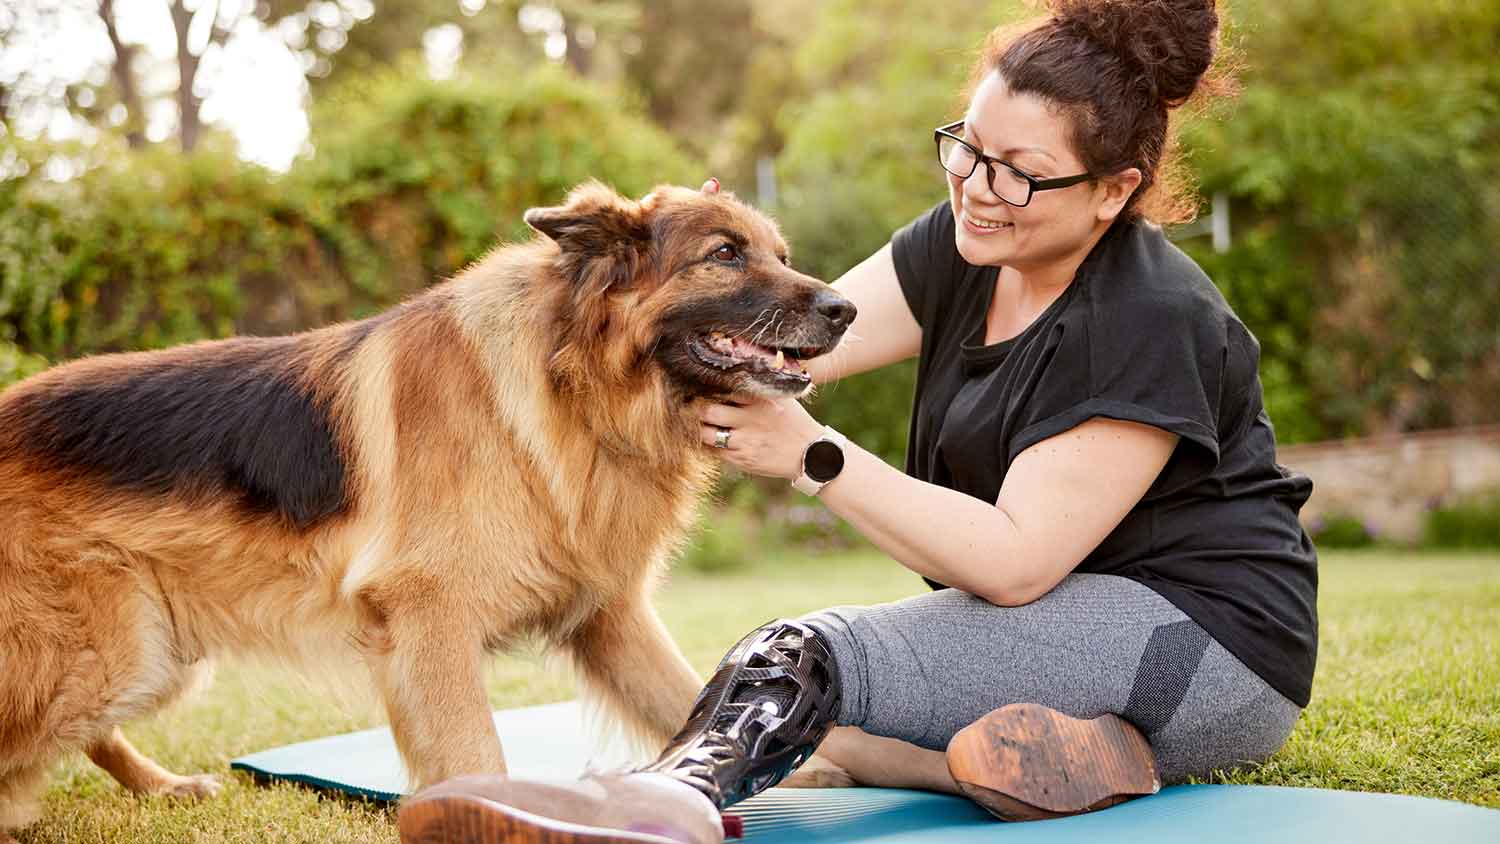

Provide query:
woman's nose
left=963, top=165, right=1000, bottom=204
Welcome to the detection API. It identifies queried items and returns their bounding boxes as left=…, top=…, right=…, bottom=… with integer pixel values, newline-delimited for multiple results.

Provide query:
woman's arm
left=818, top=417, right=1178, bottom=604
left=699, top=400, right=1178, bottom=605
left=803, top=243, right=922, bottom=385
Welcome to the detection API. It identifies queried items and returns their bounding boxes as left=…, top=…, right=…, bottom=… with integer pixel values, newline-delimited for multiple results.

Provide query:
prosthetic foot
left=638, top=618, right=842, bottom=808
left=945, top=703, right=1161, bottom=821
left=397, top=619, right=843, bottom=844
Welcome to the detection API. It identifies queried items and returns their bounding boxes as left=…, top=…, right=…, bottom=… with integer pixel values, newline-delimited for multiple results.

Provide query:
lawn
left=20, top=549, right=1500, bottom=843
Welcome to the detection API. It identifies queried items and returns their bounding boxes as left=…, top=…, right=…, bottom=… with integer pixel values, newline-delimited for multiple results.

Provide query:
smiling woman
left=395, top=3, right=1321, bottom=843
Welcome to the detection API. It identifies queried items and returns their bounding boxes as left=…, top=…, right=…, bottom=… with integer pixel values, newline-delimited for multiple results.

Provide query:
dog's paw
left=158, top=773, right=223, bottom=800
left=779, top=754, right=858, bottom=789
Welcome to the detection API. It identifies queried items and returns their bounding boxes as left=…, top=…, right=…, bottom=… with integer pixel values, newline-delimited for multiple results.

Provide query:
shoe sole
left=397, top=792, right=692, bottom=844
left=946, top=703, right=1160, bottom=821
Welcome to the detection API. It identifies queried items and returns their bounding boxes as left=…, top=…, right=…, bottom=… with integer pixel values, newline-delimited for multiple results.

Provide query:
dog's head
left=524, top=181, right=855, bottom=401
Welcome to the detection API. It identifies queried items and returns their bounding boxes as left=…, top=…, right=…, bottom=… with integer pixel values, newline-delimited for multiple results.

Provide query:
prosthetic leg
left=638, top=618, right=843, bottom=808
left=396, top=618, right=843, bottom=844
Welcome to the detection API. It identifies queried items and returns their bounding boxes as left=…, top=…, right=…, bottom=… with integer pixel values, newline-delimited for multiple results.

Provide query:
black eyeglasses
left=934, top=121, right=1093, bottom=207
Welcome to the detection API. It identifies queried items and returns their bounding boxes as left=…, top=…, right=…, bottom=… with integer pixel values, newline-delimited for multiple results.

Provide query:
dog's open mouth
left=688, top=331, right=826, bottom=388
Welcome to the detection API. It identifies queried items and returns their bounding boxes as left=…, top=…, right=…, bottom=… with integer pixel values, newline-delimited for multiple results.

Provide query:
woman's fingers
left=700, top=423, right=733, bottom=449
left=697, top=401, right=744, bottom=428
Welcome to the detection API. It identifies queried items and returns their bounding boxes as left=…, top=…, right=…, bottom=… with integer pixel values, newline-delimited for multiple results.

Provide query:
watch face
left=804, top=439, right=845, bottom=483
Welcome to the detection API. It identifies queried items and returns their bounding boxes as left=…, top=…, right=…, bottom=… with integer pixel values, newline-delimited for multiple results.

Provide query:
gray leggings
left=800, top=573, right=1301, bottom=783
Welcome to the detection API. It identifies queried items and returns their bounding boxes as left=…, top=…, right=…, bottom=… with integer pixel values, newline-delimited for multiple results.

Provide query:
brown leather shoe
left=397, top=772, right=726, bottom=844
left=945, top=703, right=1161, bottom=821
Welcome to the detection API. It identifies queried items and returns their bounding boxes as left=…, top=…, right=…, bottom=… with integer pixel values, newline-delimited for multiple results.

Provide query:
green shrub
left=677, top=507, right=758, bottom=574
left=1178, top=0, right=1500, bottom=442
left=0, top=338, right=47, bottom=389
left=1309, top=513, right=1378, bottom=549
left=0, top=63, right=700, bottom=364
left=1424, top=492, right=1500, bottom=549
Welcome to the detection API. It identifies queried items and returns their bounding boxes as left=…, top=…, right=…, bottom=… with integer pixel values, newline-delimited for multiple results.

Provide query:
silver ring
left=713, top=428, right=731, bottom=449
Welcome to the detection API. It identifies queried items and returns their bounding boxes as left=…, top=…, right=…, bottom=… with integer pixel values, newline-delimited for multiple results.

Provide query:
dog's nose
left=814, top=291, right=857, bottom=331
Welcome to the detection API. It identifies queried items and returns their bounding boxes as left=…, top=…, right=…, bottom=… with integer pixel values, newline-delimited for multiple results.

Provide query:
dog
left=0, top=180, right=856, bottom=838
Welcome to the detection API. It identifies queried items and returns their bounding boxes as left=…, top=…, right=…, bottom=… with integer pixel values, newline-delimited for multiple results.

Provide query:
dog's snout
left=814, top=291, right=857, bottom=331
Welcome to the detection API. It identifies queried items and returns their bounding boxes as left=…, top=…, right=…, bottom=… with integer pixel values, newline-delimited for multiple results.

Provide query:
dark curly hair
left=969, top=0, right=1236, bottom=224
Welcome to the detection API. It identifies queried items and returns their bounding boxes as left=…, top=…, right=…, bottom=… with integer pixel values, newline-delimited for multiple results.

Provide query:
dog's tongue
left=709, top=333, right=805, bottom=373
left=728, top=336, right=777, bottom=363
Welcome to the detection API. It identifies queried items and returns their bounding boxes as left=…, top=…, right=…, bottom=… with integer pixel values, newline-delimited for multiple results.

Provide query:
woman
left=398, top=0, right=1316, bottom=841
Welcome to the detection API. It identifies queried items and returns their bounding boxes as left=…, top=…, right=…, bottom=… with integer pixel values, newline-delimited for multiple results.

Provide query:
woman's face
left=947, top=71, right=1118, bottom=273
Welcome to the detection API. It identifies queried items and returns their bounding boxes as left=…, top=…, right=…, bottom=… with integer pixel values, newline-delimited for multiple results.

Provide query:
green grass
left=20, top=550, right=1500, bottom=842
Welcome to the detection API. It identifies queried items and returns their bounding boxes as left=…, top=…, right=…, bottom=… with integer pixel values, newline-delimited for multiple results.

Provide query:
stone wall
left=1277, top=425, right=1500, bottom=543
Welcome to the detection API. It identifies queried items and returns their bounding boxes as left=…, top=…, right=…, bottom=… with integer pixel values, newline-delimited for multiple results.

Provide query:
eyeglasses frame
left=933, top=120, right=1094, bottom=207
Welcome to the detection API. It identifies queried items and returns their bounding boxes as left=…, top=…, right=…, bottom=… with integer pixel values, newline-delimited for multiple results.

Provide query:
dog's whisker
left=737, top=314, right=769, bottom=341
left=732, top=310, right=772, bottom=339
left=754, top=309, right=782, bottom=347
left=732, top=315, right=768, bottom=343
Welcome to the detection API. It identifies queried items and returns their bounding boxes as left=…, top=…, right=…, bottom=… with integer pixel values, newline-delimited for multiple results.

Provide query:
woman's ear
left=1093, top=167, right=1143, bottom=222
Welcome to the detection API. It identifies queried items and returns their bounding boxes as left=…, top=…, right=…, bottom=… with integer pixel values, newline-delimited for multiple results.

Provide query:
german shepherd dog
left=0, top=181, right=855, bottom=838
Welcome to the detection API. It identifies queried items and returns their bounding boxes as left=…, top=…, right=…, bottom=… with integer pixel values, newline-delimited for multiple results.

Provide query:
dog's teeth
left=775, top=349, right=785, bottom=370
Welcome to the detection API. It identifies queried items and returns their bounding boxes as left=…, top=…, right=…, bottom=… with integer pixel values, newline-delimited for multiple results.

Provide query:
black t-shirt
left=891, top=200, right=1318, bottom=707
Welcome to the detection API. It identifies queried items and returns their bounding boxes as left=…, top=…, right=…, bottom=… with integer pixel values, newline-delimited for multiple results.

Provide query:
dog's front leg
left=568, top=592, right=703, bottom=752
left=355, top=587, right=504, bottom=789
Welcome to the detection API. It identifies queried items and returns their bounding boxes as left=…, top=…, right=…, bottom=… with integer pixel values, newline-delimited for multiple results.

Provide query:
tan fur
left=0, top=182, right=846, bottom=835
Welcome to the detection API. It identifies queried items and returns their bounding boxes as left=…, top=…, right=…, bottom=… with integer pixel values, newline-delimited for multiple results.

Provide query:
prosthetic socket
left=639, top=619, right=842, bottom=809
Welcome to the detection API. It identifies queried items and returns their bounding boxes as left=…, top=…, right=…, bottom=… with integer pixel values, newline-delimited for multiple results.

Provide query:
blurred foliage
left=1178, top=0, right=1500, bottom=444
left=0, top=337, right=48, bottom=386
left=1308, top=513, right=1378, bottom=549
left=1424, top=491, right=1500, bottom=550
left=0, top=63, right=697, bottom=373
left=676, top=506, right=757, bottom=575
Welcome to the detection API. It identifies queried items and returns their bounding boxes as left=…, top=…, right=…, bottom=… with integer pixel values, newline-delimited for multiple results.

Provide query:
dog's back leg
left=86, top=727, right=221, bottom=799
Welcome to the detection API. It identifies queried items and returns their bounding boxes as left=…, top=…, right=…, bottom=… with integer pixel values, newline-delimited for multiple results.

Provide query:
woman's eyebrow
left=965, top=121, right=1058, bottom=163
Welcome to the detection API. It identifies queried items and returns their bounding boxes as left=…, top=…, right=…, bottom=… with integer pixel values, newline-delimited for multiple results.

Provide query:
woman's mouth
left=962, top=209, right=1014, bottom=236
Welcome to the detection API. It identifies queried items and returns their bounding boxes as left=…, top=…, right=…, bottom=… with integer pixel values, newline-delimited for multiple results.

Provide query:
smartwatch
left=792, top=426, right=849, bottom=496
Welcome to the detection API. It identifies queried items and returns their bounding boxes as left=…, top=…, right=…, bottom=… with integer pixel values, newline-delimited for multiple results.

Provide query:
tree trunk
left=564, top=23, right=593, bottom=77
left=169, top=0, right=203, bottom=152
left=98, top=0, right=146, bottom=148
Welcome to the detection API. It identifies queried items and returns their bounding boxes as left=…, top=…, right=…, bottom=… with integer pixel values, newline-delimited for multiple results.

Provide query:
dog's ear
left=524, top=181, right=653, bottom=293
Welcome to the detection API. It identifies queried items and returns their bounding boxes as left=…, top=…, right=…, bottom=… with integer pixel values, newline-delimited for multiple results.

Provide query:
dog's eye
left=778, top=254, right=790, bottom=266
left=712, top=244, right=740, bottom=263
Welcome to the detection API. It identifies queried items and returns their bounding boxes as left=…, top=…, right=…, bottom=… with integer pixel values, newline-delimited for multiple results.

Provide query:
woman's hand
left=696, top=397, right=825, bottom=481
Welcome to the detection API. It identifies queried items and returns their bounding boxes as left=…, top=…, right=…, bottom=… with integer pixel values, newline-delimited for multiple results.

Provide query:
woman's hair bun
left=1050, top=0, right=1219, bottom=106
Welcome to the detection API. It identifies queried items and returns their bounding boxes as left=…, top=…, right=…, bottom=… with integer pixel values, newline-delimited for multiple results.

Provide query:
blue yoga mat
left=231, top=700, right=1500, bottom=843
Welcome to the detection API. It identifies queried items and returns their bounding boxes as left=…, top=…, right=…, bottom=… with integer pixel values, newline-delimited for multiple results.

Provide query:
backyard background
left=1, top=0, right=1497, bottom=841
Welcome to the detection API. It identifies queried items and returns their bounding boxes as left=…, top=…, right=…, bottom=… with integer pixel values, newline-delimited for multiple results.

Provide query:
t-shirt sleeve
left=890, top=200, right=964, bottom=334
left=1007, top=291, right=1227, bottom=496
